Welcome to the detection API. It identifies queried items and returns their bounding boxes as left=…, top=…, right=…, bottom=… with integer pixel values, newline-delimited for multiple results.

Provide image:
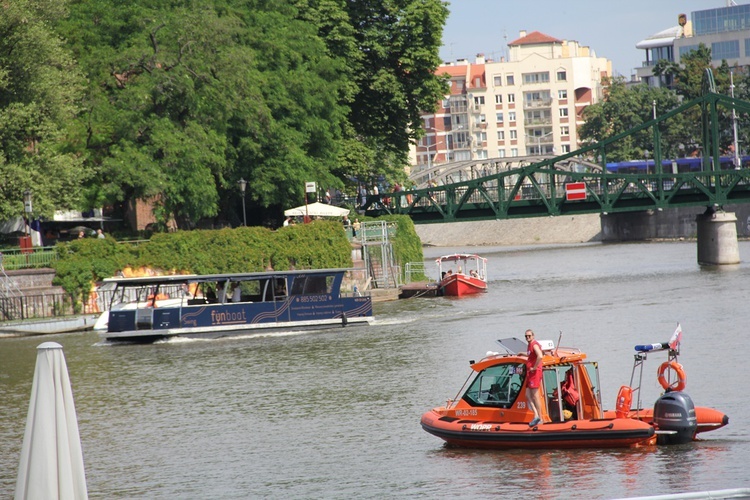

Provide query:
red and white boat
left=437, top=254, right=487, bottom=297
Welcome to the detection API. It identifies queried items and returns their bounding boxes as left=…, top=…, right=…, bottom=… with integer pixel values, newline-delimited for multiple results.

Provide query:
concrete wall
left=602, top=204, right=750, bottom=241
left=414, top=205, right=750, bottom=247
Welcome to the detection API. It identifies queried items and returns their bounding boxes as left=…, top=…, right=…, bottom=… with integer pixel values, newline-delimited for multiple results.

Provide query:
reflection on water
left=1, top=241, right=750, bottom=498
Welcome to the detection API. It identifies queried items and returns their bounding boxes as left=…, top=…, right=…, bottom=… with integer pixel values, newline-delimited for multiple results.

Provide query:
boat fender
left=341, top=313, right=348, bottom=327
left=657, top=361, right=687, bottom=392
left=615, top=385, right=633, bottom=418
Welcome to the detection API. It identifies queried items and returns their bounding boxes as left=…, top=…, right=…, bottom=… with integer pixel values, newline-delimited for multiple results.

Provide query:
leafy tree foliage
left=36, top=0, right=448, bottom=229
left=0, top=0, right=89, bottom=221
left=579, top=77, right=685, bottom=162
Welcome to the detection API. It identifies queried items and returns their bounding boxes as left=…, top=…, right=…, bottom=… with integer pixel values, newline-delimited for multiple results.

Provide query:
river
left=1, top=241, right=749, bottom=499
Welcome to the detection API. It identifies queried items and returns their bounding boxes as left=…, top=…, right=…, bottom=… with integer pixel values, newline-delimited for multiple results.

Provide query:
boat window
left=463, top=364, right=524, bottom=408
left=578, top=362, right=602, bottom=419
left=290, top=275, right=334, bottom=295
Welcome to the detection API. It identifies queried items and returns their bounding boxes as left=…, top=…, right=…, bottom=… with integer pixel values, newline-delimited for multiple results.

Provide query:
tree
left=579, top=77, right=685, bottom=162
left=0, top=0, right=89, bottom=221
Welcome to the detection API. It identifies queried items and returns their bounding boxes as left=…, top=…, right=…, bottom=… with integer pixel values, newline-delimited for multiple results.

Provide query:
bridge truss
left=366, top=70, right=750, bottom=223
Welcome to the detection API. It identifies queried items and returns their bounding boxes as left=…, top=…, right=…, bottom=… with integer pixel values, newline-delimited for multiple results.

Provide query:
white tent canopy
left=284, top=202, right=349, bottom=217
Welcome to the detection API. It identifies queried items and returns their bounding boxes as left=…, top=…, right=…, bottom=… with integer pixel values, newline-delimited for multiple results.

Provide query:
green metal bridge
left=365, top=70, right=750, bottom=224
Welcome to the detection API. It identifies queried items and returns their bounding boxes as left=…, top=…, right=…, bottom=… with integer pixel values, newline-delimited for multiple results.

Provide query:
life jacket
left=561, top=370, right=580, bottom=407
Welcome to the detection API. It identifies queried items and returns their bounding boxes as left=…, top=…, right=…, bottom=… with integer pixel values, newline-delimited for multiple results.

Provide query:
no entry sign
left=565, top=182, right=587, bottom=201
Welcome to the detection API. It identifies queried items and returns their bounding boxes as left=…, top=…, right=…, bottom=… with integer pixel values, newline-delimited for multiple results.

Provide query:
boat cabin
left=459, top=338, right=603, bottom=423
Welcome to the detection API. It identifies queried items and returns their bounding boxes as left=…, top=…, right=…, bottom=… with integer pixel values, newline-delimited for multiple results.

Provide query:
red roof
left=508, top=31, right=562, bottom=46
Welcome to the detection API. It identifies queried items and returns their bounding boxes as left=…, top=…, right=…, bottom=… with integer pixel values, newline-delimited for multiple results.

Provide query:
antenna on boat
left=555, top=331, right=562, bottom=356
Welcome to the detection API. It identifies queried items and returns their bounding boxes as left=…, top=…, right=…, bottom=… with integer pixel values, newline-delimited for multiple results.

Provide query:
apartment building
left=637, top=3, right=750, bottom=88
left=414, top=30, right=611, bottom=173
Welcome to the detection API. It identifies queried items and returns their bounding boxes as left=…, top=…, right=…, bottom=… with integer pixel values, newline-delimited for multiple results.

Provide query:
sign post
left=305, top=182, right=316, bottom=223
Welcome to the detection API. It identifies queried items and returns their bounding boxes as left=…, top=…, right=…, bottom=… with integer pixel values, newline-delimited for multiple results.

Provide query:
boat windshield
left=463, top=363, right=525, bottom=408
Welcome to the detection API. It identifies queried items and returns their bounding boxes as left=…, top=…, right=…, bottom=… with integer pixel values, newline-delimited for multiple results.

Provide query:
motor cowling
left=653, top=391, right=697, bottom=445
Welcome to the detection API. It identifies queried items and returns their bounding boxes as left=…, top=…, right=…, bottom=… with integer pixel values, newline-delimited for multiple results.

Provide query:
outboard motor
left=653, top=391, right=697, bottom=445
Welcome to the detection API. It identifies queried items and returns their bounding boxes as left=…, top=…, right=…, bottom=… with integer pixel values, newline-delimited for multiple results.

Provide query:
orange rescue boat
left=421, top=324, right=728, bottom=449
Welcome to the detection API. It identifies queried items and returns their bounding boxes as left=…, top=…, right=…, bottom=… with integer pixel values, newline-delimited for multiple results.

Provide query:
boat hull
left=439, top=275, right=487, bottom=297
left=421, top=409, right=656, bottom=449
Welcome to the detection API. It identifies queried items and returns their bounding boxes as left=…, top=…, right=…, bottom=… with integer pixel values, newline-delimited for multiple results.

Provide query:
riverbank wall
left=414, top=205, right=750, bottom=247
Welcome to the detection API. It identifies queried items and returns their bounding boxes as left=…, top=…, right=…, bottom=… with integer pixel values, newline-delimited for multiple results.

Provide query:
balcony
left=524, top=98, right=553, bottom=109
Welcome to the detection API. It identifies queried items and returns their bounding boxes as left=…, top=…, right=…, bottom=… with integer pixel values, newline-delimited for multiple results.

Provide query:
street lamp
left=237, top=178, right=247, bottom=226
left=23, top=190, right=32, bottom=236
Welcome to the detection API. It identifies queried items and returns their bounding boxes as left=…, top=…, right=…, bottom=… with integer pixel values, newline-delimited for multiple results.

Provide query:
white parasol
left=284, top=202, right=349, bottom=217
left=15, top=342, right=88, bottom=500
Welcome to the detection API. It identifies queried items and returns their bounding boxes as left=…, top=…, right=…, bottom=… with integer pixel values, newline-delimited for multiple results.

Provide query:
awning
left=284, top=202, right=349, bottom=217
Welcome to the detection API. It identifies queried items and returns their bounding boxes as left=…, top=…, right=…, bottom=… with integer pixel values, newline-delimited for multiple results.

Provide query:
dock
left=399, top=282, right=439, bottom=299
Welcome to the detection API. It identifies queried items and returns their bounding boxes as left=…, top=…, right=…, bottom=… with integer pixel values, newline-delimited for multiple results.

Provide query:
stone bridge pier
left=696, top=209, right=740, bottom=265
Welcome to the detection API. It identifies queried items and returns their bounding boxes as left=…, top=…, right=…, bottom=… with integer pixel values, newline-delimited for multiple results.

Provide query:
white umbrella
left=15, top=342, right=88, bottom=500
left=284, top=202, right=350, bottom=217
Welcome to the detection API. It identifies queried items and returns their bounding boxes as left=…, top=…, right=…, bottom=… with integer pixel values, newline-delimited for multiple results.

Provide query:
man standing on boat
left=524, top=329, right=544, bottom=426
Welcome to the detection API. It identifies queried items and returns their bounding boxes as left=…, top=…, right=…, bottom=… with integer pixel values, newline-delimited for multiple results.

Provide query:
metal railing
left=0, top=247, right=57, bottom=270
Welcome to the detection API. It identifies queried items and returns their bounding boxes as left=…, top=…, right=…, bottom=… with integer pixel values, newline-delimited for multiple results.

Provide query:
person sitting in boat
left=231, top=282, right=242, bottom=303
left=457, top=266, right=462, bottom=274
left=470, top=269, right=479, bottom=278
left=216, top=282, right=227, bottom=303
left=446, top=269, right=453, bottom=276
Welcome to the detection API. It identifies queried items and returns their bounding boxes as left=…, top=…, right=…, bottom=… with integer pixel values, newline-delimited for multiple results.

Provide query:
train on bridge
left=606, top=155, right=750, bottom=174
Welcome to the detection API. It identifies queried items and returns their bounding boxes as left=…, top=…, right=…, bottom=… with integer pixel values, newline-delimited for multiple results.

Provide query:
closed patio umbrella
left=15, top=342, right=88, bottom=500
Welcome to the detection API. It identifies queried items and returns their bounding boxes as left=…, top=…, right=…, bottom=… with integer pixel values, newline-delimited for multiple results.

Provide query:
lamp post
left=23, top=190, right=32, bottom=236
left=237, top=178, right=247, bottom=226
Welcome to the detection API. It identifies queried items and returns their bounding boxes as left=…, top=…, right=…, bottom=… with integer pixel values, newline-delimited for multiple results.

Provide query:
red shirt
left=526, top=339, right=541, bottom=371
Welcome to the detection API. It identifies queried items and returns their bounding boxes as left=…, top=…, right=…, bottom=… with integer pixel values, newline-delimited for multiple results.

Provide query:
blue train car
left=606, top=156, right=750, bottom=174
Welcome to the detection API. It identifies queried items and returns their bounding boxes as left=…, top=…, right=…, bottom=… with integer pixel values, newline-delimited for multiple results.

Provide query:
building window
left=496, top=112, right=503, bottom=122
left=679, top=45, right=700, bottom=58
left=508, top=93, right=515, bottom=103
left=561, top=144, right=571, bottom=153
left=558, top=89, right=567, bottom=99
left=506, top=75, right=515, bottom=86
left=522, top=72, right=550, bottom=84
left=474, top=96, right=485, bottom=106
left=509, top=130, right=517, bottom=139
left=494, top=76, right=502, bottom=86
left=477, top=150, right=488, bottom=159
left=511, top=148, right=518, bottom=157
left=508, top=111, right=516, bottom=122
left=745, top=38, right=750, bottom=57
left=497, top=131, right=505, bottom=140
left=479, top=114, right=486, bottom=123
left=712, top=40, right=740, bottom=60
left=559, top=108, right=569, bottom=117
left=560, top=126, right=569, bottom=136
left=495, top=94, right=503, bottom=104
left=557, top=70, right=567, bottom=81
left=498, top=149, right=506, bottom=158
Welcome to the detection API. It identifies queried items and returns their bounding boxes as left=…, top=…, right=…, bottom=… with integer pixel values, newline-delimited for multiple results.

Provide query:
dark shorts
left=527, top=368, right=542, bottom=389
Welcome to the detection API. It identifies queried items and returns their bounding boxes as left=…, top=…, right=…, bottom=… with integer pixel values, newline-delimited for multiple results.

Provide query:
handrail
left=0, top=247, right=58, bottom=270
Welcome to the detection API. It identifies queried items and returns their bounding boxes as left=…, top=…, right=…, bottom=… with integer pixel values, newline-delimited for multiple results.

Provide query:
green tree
left=579, top=77, right=685, bottom=162
left=0, top=0, right=89, bottom=221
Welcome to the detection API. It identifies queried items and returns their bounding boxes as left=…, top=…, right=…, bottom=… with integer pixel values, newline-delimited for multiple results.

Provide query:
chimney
left=475, top=53, right=485, bottom=64
left=519, top=30, right=527, bottom=38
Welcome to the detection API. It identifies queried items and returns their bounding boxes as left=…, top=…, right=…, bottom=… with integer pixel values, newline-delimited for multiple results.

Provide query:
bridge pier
left=696, top=209, right=740, bottom=265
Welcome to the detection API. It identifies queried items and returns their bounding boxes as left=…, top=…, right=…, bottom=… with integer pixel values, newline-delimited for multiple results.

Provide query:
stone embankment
left=414, top=214, right=602, bottom=247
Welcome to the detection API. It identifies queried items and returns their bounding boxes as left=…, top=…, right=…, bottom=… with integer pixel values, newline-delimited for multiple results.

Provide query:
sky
left=440, top=0, right=727, bottom=77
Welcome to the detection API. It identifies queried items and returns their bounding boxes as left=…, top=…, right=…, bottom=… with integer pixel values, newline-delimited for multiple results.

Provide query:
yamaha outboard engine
left=653, top=391, right=697, bottom=445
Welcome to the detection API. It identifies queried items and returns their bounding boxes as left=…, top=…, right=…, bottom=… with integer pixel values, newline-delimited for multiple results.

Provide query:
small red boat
left=421, top=324, right=728, bottom=449
left=437, top=254, right=487, bottom=297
